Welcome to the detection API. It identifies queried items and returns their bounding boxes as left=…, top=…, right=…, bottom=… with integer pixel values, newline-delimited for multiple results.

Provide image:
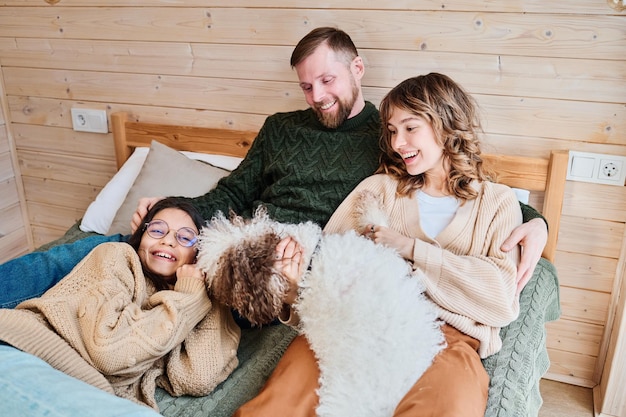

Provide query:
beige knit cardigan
left=324, top=174, right=523, bottom=358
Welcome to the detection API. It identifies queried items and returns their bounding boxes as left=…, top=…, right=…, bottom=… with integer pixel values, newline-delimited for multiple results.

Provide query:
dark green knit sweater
left=188, top=102, right=382, bottom=227
left=187, top=101, right=543, bottom=228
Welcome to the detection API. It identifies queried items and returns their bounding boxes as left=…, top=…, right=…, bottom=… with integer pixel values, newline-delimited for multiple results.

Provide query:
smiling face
left=387, top=106, right=449, bottom=193
left=137, top=207, right=198, bottom=283
left=295, top=43, right=365, bottom=129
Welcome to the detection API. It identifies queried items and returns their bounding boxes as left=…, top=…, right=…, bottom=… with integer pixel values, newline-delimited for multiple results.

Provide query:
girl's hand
left=177, top=264, right=205, bottom=283
left=363, top=224, right=415, bottom=261
left=274, top=237, right=304, bottom=305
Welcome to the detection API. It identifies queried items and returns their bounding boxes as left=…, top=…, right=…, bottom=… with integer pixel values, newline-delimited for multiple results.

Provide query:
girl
left=235, top=73, right=523, bottom=417
left=0, top=197, right=240, bottom=411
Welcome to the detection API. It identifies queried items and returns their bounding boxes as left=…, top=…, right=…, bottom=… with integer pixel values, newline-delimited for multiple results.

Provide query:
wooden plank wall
left=0, top=0, right=625, bottom=396
left=0, top=74, right=30, bottom=261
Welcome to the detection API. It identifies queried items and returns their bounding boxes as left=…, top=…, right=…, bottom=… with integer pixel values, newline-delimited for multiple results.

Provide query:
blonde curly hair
left=377, top=72, right=491, bottom=200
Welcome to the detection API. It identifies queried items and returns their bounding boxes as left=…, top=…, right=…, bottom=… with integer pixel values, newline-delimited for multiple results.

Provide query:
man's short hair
left=290, top=27, right=359, bottom=68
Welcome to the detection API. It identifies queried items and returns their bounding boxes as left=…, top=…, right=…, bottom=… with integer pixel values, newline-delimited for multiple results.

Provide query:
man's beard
left=313, top=81, right=360, bottom=129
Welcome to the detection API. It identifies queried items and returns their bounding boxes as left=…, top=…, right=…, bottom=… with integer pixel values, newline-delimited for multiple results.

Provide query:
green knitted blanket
left=483, top=258, right=561, bottom=417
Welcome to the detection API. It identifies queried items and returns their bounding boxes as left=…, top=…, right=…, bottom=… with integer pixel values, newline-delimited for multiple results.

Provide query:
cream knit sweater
left=0, top=242, right=240, bottom=410
left=324, top=174, right=523, bottom=358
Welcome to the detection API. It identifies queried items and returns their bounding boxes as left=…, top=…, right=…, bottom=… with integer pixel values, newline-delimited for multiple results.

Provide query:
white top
left=417, top=190, right=460, bottom=238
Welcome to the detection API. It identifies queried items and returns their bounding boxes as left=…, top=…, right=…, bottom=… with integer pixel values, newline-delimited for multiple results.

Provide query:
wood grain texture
left=4, top=68, right=624, bottom=145
left=0, top=8, right=623, bottom=60
left=0, top=0, right=619, bottom=14
left=0, top=226, right=30, bottom=264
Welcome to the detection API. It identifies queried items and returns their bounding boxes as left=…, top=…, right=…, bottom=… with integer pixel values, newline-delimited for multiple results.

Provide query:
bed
left=37, top=111, right=569, bottom=417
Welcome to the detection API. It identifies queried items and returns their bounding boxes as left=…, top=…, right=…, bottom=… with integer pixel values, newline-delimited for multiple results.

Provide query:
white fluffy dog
left=197, top=199, right=445, bottom=417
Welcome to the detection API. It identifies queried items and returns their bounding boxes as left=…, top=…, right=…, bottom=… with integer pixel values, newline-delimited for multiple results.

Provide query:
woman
left=235, top=73, right=523, bottom=417
left=0, top=197, right=240, bottom=411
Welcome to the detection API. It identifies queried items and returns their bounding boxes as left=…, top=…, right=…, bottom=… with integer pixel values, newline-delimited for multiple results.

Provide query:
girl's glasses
left=144, top=220, right=198, bottom=247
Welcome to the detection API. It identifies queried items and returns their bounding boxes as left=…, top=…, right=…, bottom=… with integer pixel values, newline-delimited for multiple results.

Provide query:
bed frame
left=111, top=111, right=568, bottom=261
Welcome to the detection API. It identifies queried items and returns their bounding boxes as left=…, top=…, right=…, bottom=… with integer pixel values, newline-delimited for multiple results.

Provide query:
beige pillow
left=107, top=140, right=229, bottom=235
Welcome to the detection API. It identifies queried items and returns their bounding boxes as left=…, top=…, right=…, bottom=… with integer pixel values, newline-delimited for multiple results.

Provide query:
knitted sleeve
left=183, top=122, right=270, bottom=220
left=520, top=201, right=547, bottom=228
left=158, top=302, right=241, bottom=397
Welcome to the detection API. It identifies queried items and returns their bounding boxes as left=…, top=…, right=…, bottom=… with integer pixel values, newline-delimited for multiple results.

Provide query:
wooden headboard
left=111, top=111, right=568, bottom=262
left=110, top=112, right=256, bottom=167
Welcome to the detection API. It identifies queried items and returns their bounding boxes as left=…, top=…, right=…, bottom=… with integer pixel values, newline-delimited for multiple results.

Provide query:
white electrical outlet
left=71, top=108, right=108, bottom=133
left=567, top=151, right=626, bottom=186
left=599, top=160, right=622, bottom=180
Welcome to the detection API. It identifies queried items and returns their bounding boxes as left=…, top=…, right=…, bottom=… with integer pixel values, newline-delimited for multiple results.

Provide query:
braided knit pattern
left=187, top=103, right=381, bottom=228
left=482, top=258, right=561, bottom=417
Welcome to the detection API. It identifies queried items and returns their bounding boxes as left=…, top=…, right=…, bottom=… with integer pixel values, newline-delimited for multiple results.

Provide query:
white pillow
left=512, top=187, right=530, bottom=204
left=79, top=148, right=150, bottom=234
left=80, top=143, right=243, bottom=235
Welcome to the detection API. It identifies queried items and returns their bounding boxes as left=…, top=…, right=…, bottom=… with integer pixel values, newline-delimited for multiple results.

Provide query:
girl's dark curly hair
left=377, top=72, right=490, bottom=200
left=126, top=197, right=204, bottom=290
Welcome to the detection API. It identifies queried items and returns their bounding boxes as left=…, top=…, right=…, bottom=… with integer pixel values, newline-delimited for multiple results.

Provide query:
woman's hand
left=500, top=218, right=548, bottom=294
left=363, top=224, right=415, bottom=261
left=274, top=237, right=304, bottom=305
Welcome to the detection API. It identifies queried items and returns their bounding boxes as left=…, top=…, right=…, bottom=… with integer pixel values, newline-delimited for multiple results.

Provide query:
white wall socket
left=71, top=108, right=108, bottom=133
left=567, top=150, right=626, bottom=186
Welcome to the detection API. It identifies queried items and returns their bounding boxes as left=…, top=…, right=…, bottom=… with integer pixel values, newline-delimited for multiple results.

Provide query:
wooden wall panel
left=1, top=39, right=623, bottom=104
left=0, top=201, right=22, bottom=235
left=0, top=149, right=13, bottom=181
left=555, top=252, right=617, bottom=294
left=558, top=216, right=624, bottom=259
left=0, top=127, right=7, bottom=153
left=546, top=348, right=599, bottom=387
left=0, top=0, right=617, bottom=15
left=0, top=70, right=30, bottom=262
left=0, top=176, right=19, bottom=207
left=13, top=124, right=115, bottom=159
left=3, top=68, right=624, bottom=146
left=27, top=201, right=85, bottom=231
left=563, top=181, right=626, bottom=223
left=21, top=176, right=101, bottom=210
left=547, top=320, right=604, bottom=358
left=0, top=227, right=29, bottom=262
left=0, top=1, right=624, bottom=399
left=7, top=96, right=268, bottom=132
left=18, top=149, right=116, bottom=187
left=559, top=287, right=611, bottom=325
left=0, top=8, right=623, bottom=61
